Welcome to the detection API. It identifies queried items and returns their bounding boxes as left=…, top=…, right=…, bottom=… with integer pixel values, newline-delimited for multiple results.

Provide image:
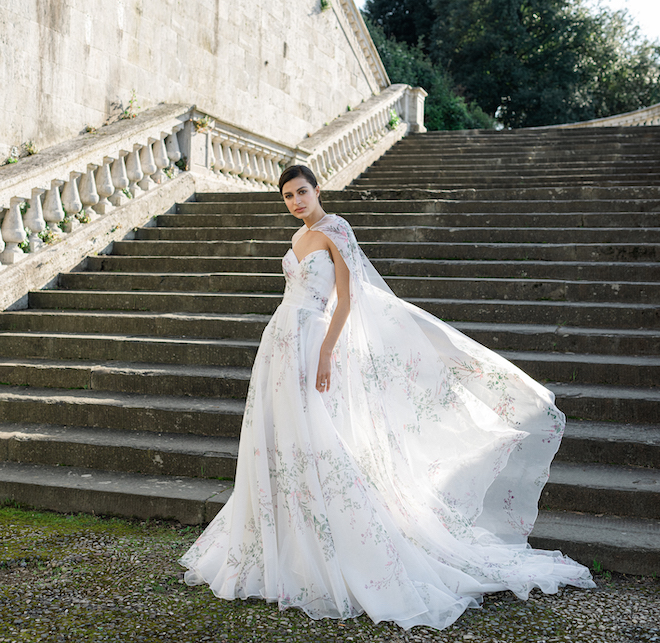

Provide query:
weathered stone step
left=28, top=290, right=282, bottom=314
left=4, top=312, right=655, bottom=357
left=0, top=461, right=230, bottom=525
left=0, top=423, right=239, bottom=480
left=505, top=351, right=660, bottom=387
left=0, top=358, right=251, bottom=398
left=410, top=297, right=659, bottom=329
left=161, top=211, right=660, bottom=229
left=372, top=152, right=660, bottom=166
left=57, top=272, right=659, bottom=304
left=137, top=225, right=660, bottom=244
left=59, top=272, right=286, bottom=294
left=0, top=332, right=259, bottom=367
left=453, top=322, right=660, bottom=356
left=0, top=310, right=270, bottom=340
left=543, top=461, right=660, bottom=520
left=529, top=511, right=660, bottom=576
left=556, top=420, right=660, bottom=469
left=112, top=239, right=660, bottom=262
left=550, top=383, right=660, bottom=425
left=28, top=290, right=658, bottom=328
left=177, top=198, right=660, bottom=214
left=0, top=386, right=244, bottom=437
left=354, top=177, right=660, bottom=189
left=86, top=255, right=660, bottom=283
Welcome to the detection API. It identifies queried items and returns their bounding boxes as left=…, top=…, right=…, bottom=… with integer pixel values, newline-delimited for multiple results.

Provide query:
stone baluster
left=221, top=140, right=235, bottom=174
left=43, top=180, right=65, bottom=237
left=0, top=197, right=27, bottom=264
left=212, top=138, right=225, bottom=173
left=79, top=164, right=100, bottom=220
left=250, top=151, right=261, bottom=182
left=126, top=147, right=143, bottom=197
left=61, top=172, right=83, bottom=232
left=152, top=136, right=169, bottom=183
left=166, top=132, right=182, bottom=170
left=109, top=154, right=130, bottom=206
left=0, top=211, right=5, bottom=262
left=138, top=141, right=157, bottom=191
left=240, top=149, right=253, bottom=182
left=231, top=144, right=244, bottom=175
left=256, top=153, right=268, bottom=184
left=94, top=157, right=115, bottom=214
left=24, top=188, right=47, bottom=252
left=266, top=156, right=279, bottom=185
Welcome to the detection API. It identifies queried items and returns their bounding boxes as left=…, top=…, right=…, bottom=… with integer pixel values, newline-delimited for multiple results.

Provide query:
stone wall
left=0, top=0, right=386, bottom=158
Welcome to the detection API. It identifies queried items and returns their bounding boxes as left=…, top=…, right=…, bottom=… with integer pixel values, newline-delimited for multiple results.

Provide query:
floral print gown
left=179, top=214, right=594, bottom=630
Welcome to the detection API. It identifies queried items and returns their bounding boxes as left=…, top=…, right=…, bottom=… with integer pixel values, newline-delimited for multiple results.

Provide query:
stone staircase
left=1, top=126, right=659, bottom=575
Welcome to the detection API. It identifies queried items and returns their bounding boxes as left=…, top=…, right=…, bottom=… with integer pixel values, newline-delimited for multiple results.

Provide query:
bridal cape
left=179, top=214, right=594, bottom=630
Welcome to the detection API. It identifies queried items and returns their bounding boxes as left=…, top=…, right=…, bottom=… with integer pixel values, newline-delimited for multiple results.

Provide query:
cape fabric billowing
left=179, top=214, right=594, bottom=630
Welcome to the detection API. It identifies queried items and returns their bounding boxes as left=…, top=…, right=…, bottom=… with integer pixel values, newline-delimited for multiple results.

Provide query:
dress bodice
left=281, top=248, right=336, bottom=313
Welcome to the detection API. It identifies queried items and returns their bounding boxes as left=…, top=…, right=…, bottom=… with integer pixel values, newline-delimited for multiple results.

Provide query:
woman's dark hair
left=278, top=165, right=322, bottom=205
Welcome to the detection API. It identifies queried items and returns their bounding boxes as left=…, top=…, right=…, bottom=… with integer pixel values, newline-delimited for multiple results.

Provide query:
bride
left=179, top=165, right=595, bottom=630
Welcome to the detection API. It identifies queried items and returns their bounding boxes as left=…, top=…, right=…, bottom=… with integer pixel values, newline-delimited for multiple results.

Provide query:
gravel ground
left=1, top=504, right=658, bottom=643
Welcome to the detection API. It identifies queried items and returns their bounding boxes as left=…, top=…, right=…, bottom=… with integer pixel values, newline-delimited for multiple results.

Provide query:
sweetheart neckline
left=288, top=248, right=331, bottom=265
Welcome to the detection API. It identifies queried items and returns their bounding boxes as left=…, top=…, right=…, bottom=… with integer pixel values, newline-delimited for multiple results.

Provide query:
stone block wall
left=0, top=0, right=385, bottom=158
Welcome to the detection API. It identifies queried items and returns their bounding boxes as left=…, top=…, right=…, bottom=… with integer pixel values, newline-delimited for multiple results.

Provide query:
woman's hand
left=316, top=350, right=332, bottom=393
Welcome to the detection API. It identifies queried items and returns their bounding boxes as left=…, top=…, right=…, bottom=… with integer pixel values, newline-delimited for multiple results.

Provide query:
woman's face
left=281, top=176, right=321, bottom=221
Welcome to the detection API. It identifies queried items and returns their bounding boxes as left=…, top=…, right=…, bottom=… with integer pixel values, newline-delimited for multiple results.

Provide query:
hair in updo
left=278, top=165, right=322, bottom=205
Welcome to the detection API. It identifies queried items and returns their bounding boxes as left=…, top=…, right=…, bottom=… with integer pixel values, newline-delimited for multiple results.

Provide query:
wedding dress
left=179, top=214, right=595, bottom=630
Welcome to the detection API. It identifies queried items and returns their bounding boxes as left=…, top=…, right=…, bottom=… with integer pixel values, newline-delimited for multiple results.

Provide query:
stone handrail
left=0, top=85, right=426, bottom=282
left=292, top=84, right=425, bottom=187
left=549, top=102, right=660, bottom=129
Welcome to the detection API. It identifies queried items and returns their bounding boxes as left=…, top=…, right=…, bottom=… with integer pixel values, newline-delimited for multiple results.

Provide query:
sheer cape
left=303, top=214, right=565, bottom=545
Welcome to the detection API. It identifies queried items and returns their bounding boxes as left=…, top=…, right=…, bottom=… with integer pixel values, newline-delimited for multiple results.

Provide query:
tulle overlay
left=179, top=215, right=594, bottom=630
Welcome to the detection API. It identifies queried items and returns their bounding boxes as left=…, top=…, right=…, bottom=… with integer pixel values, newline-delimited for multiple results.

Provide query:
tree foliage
left=367, top=21, right=494, bottom=130
left=364, top=0, right=660, bottom=128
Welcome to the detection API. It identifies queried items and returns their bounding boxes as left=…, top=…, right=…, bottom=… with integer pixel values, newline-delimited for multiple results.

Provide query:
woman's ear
left=315, top=185, right=321, bottom=199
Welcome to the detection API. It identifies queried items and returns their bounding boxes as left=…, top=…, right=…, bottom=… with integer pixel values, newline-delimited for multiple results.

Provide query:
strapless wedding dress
left=179, top=215, right=594, bottom=630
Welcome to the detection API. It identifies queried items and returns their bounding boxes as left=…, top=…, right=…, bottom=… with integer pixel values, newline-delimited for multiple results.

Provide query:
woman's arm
left=316, top=239, right=351, bottom=393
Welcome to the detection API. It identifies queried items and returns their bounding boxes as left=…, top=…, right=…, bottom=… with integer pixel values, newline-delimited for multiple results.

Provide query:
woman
left=179, top=165, right=595, bottom=630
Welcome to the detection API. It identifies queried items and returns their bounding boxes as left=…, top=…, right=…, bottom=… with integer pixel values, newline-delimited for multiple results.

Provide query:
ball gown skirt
left=179, top=215, right=595, bottom=630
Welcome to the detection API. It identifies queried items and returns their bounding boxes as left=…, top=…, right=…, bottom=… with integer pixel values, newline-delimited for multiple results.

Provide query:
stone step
left=354, top=178, right=660, bottom=189
left=542, top=461, right=660, bottom=520
left=529, top=511, right=660, bottom=576
left=0, top=333, right=654, bottom=392
left=28, top=289, right=282, bottom=314
left=371, top=152, right=660, bottom=166
left=0, top=358, right=251, bottom=398
left=177, top=198, right=660, bottom=215
left=57, top=272, right=659, bottom=304
left=27, top=290, right=659, bottom=328
left=0, top=310, right=270, bottom=340
left=0, top=386, right=244, bottom=437
left=111, top=239, right=660, bottom=262
left=453, top=322, right=660, bottom=356
left=550, top=383, right=660, bottom=425
left=0, top=423, right=239, bottom=480
left=136, top=225, right=660, bottom=244
left=0, top=332, right=259, bottom=367
left=408, top=297, right=659, bottom=329
left=0, top=461, right=230, bottom=525
left=161, top=211, right=660, bottom=229
left=556, top=420, right=660, bottom=469
left=87, top=255, right=660, bottom=283
left=504, top=351, right=660, bottom=387
left=3, top=312, right=656, bottom=357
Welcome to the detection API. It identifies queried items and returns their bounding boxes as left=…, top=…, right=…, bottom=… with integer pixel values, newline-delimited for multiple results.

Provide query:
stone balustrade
left=547, top=102, right=660, bottom=129
left=0, top=103, right=190, bottom=269
left=0, top=85, right=426, bottom=293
